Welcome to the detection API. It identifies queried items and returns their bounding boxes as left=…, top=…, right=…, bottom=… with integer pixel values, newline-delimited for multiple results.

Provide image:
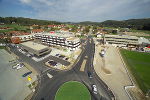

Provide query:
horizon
left=0, top=0, right=150, bottom=22
left=1, top=16, right=150, bottom=23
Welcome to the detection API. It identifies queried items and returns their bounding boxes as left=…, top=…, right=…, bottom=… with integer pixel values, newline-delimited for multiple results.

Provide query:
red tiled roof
left=8, top=31, right=31, bottom=36
left=48, top=25, right=65, bottom=27
left=31, top=29, right=44, bottom=33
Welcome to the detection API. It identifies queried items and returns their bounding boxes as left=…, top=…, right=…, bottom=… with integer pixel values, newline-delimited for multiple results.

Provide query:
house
left=8, top=31, right=31, bottom=36
left=48, top=25, right=65, bottom=29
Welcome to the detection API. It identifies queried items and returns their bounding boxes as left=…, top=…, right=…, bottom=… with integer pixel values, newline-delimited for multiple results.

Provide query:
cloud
left=17, top=0, right=150, bottom=22
left=19, top=0, right=31, bottom=4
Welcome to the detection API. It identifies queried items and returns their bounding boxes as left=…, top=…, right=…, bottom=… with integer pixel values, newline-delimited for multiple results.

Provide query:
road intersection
left=8, top=29, right=115, bottom=100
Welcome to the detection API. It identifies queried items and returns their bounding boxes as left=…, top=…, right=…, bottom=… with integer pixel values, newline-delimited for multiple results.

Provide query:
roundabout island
left=55, top=81, right=91, bottom=100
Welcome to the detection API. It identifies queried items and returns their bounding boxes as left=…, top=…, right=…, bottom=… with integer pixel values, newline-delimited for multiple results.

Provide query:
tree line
left=0, top=17, right=61, bottom=25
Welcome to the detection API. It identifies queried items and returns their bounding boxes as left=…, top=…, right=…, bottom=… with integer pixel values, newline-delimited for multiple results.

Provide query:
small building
left=20, top=41, right=51, bottom=56
left=11, top=37, right=21, bottom=44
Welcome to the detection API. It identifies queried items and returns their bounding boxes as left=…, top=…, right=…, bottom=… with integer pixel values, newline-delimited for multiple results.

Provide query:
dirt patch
left=101, top=67, right=111, bottom=74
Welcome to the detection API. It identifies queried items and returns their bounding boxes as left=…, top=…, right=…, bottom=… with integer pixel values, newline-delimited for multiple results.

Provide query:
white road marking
left=47, top=73, right=53, bottom=79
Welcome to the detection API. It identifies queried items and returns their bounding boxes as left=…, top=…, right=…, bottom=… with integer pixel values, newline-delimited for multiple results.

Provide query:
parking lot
left=0, top=49, right=37, bottom=100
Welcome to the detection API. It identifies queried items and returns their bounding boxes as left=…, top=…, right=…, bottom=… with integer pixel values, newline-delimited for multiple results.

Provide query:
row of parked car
left=55, top=54, right=69, bottom=61
left=47, top=60, right=60, bottom=67
left=12, top=63, right=25, bottom=70
left=18, top=49, right=33, bottom=57
left=12, top=62, right=32, bottom=77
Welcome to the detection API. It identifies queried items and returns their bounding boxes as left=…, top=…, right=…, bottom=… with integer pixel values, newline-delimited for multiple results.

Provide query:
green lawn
left=131, top=29, right=150, bottom=34
left=0, top=46, right=5, bottom=49
left=139, top=36, right=150, bottom=39
left=0, top=24, right=29, bottom=32
left=120, top=49, right=150, bottom=94
left=55, top=81, right=91, bottom=100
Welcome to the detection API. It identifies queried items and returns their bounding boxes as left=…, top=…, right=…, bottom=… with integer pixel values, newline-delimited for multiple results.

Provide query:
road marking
left=80, top=59, right=87, bottom=72
left=47, top=73, right=53, bottom=79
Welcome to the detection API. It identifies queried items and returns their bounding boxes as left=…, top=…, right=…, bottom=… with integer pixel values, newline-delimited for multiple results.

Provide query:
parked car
left=87, top=71, right=92, bottom=78
left=92, top=84, right=97, bottom=94
left=63, top=57, right=69, bottom=61
left=12, top=63, right=20, bottom=69
left=59, top=55, right=65, bottom=59
left=55, top=54, right=60, bottom=57
left=27, top=54, right=31, bottom=57
left=22, top=71, right=32, bottom=77
left=16, top=63, right=25, bottom=70
left=48, top=60, right=57, bottom=66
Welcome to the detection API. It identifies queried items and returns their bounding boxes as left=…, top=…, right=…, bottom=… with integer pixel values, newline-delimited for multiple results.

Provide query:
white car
left=16, top=63, right=24, bottom=70
left=12, top=64, right=20, bottom=69
left=92, top=84, right=97, bottom=94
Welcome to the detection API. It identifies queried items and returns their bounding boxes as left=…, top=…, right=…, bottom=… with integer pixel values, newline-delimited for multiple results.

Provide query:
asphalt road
left=8, top=28, right=114, bottom=100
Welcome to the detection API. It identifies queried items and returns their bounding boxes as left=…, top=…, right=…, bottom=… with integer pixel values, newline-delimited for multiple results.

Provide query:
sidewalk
left=93, top=43, right=132, bottom=100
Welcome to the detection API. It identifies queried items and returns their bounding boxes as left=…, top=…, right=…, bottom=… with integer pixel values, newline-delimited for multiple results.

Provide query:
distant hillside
left=77, top=21, right=100, bottom=25
left=101, top=18, right=150, bottom=30
left=78, top=18, right=150, bottom=30
left=0, top=17, right=61, bottom=25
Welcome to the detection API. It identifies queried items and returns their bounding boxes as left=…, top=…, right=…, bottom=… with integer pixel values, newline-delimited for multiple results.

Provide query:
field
left=0, top=46, right=5, bottom=49
left=131, top=29, right=150, bottom=35
left=120, top=49, right=150, bottom=94
left=0, top=24, right=29, bottom=32
left=55, top=81, right=91, bottom=100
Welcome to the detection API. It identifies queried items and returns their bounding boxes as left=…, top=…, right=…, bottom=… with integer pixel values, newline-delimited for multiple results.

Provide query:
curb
left=117, top=48, right=135, bottom=100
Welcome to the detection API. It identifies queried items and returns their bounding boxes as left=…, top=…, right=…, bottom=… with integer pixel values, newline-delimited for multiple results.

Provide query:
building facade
left=104, top=35, right=149, bottom=46
left=20, top=41, right=51, bottom=56
left=35, top=33, right=80, bottom=50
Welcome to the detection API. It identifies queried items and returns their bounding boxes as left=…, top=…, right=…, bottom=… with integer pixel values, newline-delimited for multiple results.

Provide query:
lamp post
left=27, top=76, right=35, bottom=92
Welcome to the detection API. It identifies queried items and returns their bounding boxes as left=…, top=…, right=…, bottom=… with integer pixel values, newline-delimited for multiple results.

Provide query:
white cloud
left=19, top=0, right=31, bottom=4
left=17, top=0, right=150, bottom=22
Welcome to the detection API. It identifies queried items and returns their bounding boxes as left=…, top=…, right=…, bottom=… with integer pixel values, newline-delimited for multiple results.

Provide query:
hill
left=0, top=17, right=61, bottom=25
left=79, top=18, right=150, bottom=30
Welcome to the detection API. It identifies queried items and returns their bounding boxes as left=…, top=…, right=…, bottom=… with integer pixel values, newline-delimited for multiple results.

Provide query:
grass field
left=55, top=81, right=91, bottom=100
left=0, top=24, right=29, bottom=32
left=0, top=46, right=5, bottom=49
left=120, top=49, right=150, bottom=94
left=131, top=29, right=150, bottom=34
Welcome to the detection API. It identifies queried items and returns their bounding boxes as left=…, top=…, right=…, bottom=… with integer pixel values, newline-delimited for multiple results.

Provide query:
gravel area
left=93, top=43, right=132, bottom=100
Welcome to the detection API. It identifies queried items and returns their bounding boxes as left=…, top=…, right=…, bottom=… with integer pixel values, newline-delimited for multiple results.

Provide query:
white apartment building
left=104, top=35, right=150, bottom=46
left=35, top=32, right=80, bottom=50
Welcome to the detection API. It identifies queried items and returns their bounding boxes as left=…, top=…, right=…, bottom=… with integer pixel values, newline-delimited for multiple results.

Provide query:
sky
left=0, top=0, right=150, bottom=22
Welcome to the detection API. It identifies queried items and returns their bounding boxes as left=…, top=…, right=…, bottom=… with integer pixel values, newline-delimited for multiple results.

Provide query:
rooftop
left=12, top=34, right=33, bottom=38
left=66, top=37, right=79, bottom=42
left=31, top=29, right=44, bottom=32
left=42, top=32, right=74, bottom=38
left=105, top=34, right=139, bottom=39
left=21, top=41, right=48, bottom=51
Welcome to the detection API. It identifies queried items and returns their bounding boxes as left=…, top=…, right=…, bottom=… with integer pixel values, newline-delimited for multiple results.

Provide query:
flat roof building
left=35, top=32, right=80, bottom=50
left=104, top=35, right=150, bottom=46
left=20, top=41, right=51, bottom=56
